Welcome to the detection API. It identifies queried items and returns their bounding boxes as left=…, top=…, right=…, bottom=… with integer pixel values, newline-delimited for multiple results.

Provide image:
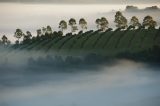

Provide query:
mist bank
left=0, top=58, right=160, bottom=106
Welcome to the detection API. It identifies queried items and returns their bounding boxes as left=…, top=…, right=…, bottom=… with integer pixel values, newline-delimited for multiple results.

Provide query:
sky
left=0, top=0, right=160, bottom=4
left=0, top=1, right=159, bottom=42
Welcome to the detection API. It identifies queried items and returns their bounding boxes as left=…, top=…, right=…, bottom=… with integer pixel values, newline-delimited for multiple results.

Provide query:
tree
left=23, top=31, right=32, bottom=42
left=100, top=17, right=109, bottom=31
left=42, top=27, right=47, bottom=35
left=46, top=25, right=52, bottom=35
left=1, top=35, right=8, bottom=45
left=15, top=40, right=19, bottom=45
left=95, top=18, right=101, bottom=29
left=37, top=29, right=42, bottom=37
left=142, top=15, right=157, bottom=29
left=58, top=31, right=63, bottom=36
left=59, top=20, right=67, bottom=33
left=14, top=29, right=24, bottom=42
left=79, top=18, right=87, bottom=31
left=69, top=18, right=78, bottom=33
left=150, top=20, right=157, bottom=28
left=114, top=11, right=128, bottom=29
left=130, top=16, right=141, bottom=29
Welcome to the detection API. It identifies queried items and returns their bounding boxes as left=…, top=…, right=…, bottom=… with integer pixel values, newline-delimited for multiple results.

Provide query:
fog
left=0, top=48, right=160, bottom=106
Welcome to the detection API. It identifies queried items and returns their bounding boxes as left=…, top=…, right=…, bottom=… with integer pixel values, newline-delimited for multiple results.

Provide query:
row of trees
left=0, top=11, right=158, bottom=45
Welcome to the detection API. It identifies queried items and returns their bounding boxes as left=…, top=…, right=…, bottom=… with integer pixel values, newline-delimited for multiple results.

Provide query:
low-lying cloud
left=0, top=47, right=160, bottom=106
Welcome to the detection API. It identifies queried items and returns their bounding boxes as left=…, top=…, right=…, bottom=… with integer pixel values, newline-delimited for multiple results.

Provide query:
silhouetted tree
left=95, top=18, right=101, bottom=29
left=79, top=18, right=87, bottom=31
left=15, top=40, right=19, bottom=45
left=46, top=25, right=52, bottom=35
left=130, top=16, right=141, bottom=29
left=100, top=17, right=109, bottom=31
left=14, top=29, right=24, bottom=42
left=142, top=15, right=157, bottom=29
left=59, top=20, right=67, bottom=33
left=58, top=31, right=63, bottom=36
left=23, top=31, right=32, bottom=43
left=114, top=11, right=128, bottom=29
left=42, top=27, right=47, bottom=35
left=69, top=18, right=78, bottom=33
left=1, top=35, right=8, bottom=45
left=37, top=29, right=42, bottom=37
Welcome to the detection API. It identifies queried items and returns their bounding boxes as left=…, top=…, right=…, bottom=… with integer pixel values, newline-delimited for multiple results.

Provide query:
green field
left=11, top=28, right=160, bottom=56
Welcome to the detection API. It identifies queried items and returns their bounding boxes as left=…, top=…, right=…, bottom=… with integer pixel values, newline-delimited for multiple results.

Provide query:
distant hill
left=125, top=5, right=160, bottom=12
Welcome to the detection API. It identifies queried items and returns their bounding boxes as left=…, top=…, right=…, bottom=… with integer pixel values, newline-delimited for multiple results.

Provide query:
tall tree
left=37, top=29, right=42, bottom=37
left=100, top=17, right=109, bottom=31
left=59, top=20, right=67, bottom=33
left=1, top=35, right=8, bottom=44
left=69, top=18, right=78, bottom=33
left=14, top=29, right=24, bottom=42
left=23, top=31, right=32, bottom=41
left=46, top=25, right=52, bottom=35
left=95, top=18, right=101, bottom=29
left=42, top=27, right=47, bottom=35
left=130, top=16, right=141, bottom=28
left=114, top=11, right=128, bottom=29
left=79, top=18, right=87, bottom=31
left=142, top=15, right=157, bottom=28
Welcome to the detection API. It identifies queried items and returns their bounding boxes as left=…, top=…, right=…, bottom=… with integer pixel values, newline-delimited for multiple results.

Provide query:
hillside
left=9, top=28, right=160, bottom=59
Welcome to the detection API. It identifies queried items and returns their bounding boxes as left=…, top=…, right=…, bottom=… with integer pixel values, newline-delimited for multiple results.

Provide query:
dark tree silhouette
left=46, top=25, right=52, bottom=35
left=69, top=18, right=78, bottom=33
left=42, top=27, right=47, bottom=35
left=14, top=29, right=24, bottom=43
left=100, top=17, right=109, bottom=31
left=130, top=16, right=141, bottom=29
left=37, top=29, right=42, bottom=37
left=59, top=20, right=67, bottom=33
left=1, top=35, right=8, bottom=45
left=79, top=18, right=87, bottom=31
left=142, top=15, right=157, bottom=29
left=23, top=31, right=32, bottom=43
left=95, top=18, right=101, bottom=30
left=114, top=11, right=128, bottom=29
left=58, top=31, right=63, bottom=36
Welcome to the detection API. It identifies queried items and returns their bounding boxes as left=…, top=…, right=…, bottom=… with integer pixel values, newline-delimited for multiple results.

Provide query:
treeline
left=27, top=45, right=160, bottom=71
left=0, top=11, right=159, bottom=46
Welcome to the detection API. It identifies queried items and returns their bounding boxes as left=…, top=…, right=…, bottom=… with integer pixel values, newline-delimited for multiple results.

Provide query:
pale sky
left=0, top=0, right=160, bottom=4
left=0, top=2, right=159, bottom=42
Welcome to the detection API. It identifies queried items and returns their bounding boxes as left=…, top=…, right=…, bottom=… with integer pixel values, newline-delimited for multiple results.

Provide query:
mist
left=0, top=47, right=160, bottom=106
